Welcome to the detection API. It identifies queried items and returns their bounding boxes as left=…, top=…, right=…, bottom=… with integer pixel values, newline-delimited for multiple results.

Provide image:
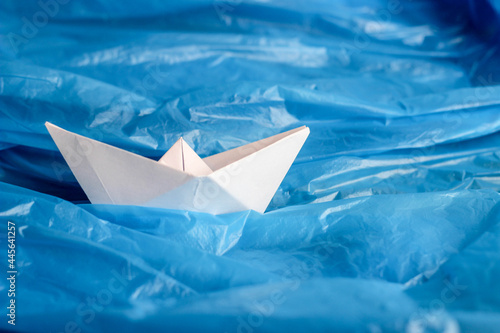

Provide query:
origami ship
left=45, top=122, right=309, bottom=214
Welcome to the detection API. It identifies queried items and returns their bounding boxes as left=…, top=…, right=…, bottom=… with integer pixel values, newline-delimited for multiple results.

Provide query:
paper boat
left=45, top=122, right=309, bottom=214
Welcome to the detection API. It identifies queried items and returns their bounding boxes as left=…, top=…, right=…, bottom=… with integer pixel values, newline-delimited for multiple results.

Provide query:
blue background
left=1, top=0, right=500, bottom=332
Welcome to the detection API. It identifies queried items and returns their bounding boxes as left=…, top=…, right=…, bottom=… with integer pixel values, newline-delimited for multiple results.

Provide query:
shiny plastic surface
left=1, top=1, right=500, bottom=332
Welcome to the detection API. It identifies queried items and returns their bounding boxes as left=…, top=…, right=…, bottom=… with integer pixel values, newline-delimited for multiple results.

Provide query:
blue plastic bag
left=1, top=1, right=500, bottom=332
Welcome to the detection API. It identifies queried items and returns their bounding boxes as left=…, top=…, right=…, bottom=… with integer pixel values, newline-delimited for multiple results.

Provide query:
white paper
left=46, top=122, right=309, bottom=214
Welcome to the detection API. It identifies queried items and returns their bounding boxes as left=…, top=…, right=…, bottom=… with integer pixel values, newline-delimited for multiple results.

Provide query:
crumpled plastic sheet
left=1, top=0, right=500, bottom=332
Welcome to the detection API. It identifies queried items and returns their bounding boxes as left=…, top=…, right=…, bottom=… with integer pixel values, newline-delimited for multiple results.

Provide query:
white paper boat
left=45, top=122, right=309, bottom=214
